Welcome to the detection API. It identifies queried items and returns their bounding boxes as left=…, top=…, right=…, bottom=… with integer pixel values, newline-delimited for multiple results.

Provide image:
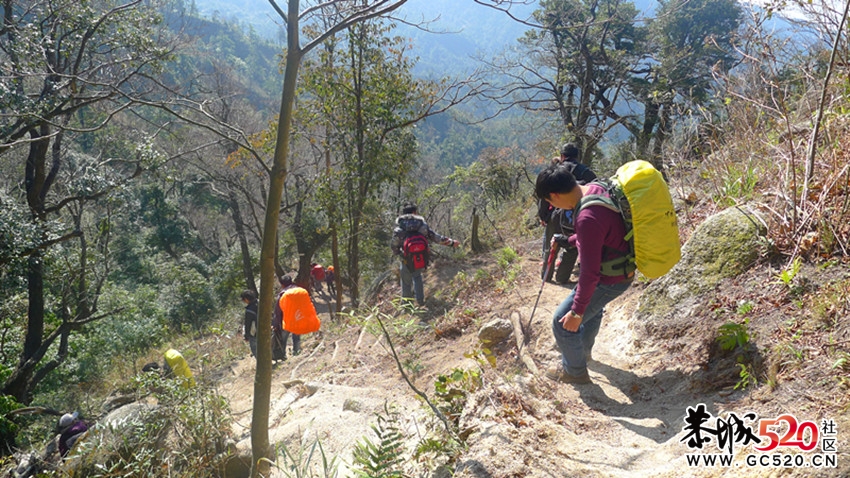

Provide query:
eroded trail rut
left=218, top=265, right=773, bottom=478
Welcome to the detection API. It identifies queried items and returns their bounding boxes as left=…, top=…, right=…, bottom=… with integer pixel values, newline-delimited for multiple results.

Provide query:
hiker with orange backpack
left=272, top=275, right=299, bottom=360
left=391, top=202, right=459, bottom=306
left=273, top=274, right=321, bottom=360
left=535, top=161, right=679, bottom=385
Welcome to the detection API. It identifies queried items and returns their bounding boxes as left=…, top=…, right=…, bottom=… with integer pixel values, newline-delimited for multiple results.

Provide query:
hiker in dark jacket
left=540, top=143, right=597, bottom=284
left=390, top=202, right=459, bottom=306
left=535, top=162, right=633, bottom=385
left=241, top=290, right=258, bottom=357
left=325, top=265, right=336, bottom=296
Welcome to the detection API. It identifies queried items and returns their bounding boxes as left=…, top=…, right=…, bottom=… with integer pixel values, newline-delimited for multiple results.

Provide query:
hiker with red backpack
left=539, top=143, right=597, bottom=284
left=310, top=262, right=325, bottom=293
left=535, top=160, right=679, bottom=385
left=391, top=202, right=460, bottom=306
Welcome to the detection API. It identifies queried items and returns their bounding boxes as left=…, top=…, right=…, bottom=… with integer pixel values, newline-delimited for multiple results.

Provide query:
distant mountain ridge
left=189, top=0, right=539, bottom=76
left=189, top=1, right=801, bottom=80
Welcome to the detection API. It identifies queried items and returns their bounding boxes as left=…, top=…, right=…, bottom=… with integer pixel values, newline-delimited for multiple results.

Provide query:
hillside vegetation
left=1, top=0, right=849, bottom=477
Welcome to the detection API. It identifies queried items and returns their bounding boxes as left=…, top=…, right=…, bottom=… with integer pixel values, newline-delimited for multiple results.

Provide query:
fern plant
left=775, top=256, right=802, bottom=287
left=717, top=319, right=751, bottom=351
left=735, top=363, right=758, bottom=390
left=352, top=406, right=407, bottom=478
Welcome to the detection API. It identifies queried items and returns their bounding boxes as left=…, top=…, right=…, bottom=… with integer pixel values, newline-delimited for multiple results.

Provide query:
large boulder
left=631, top=206, right=767, bottom=368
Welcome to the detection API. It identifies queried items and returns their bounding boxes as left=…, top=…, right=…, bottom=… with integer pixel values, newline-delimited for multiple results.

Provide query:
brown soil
left=213, top=241, right=850, bottom=477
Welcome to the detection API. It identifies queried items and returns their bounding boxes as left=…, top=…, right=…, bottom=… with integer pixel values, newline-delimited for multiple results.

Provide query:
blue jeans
left=400, top=264, right=424, bottom=305
left=551, top=280, right=632, bottom=376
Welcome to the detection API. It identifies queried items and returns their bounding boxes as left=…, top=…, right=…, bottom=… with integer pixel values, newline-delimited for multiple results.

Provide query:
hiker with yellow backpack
left=534, top=160, right=680, bottom=385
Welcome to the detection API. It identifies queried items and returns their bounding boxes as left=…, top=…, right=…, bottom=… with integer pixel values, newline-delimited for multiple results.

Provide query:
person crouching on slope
left=535, top=163, right=633, bottom=385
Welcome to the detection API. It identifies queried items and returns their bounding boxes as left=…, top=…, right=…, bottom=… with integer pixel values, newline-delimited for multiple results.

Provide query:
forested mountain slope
left=2, top=0, right=849, bottom=476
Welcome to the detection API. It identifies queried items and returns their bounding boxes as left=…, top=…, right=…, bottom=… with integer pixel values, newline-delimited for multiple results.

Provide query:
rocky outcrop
left=632, top=206, right=768, bottom=368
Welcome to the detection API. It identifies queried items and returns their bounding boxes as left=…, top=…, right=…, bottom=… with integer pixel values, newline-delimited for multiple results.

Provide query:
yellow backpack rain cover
left=279, top=287, right=321, bottom=334
left=614, top=160, right=681, bottom=278
left=164, top=348, right=196, bottom=388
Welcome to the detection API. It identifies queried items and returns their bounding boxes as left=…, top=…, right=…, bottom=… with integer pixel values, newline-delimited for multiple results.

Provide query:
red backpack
left=403, top=232, right=429, bottom=271
left=311, top=264, right=325, bottom=281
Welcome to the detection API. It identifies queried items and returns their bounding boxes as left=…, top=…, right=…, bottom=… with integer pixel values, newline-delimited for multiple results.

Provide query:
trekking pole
left=521, top=242, right=559, bottom=350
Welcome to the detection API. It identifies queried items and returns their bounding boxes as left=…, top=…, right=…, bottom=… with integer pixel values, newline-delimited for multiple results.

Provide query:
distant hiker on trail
left=241, top=290, right=258, bottom=358
left=391, top=202, right=460, bottom=306
left=325, top=265, right=336, bottom=296
left=539, top=143, right=597, bottom=284
left=272, top=275, right=298, bottom=360
left=535, top=162, right=633, bottom=385
left=310, top=262, right=325, bottom=294
left=57, top=412, right=88, bottom=457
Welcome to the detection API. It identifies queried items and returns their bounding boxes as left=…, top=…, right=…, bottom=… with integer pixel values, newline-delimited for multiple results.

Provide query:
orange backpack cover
left=279, top=287, right=321, bottom=334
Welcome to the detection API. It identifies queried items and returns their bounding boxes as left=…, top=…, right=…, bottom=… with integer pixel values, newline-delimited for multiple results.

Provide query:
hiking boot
left=545, top=364, right=591, bottom=384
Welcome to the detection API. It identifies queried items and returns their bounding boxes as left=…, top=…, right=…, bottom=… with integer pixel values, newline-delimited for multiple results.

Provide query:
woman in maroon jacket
left=57, top=412, right=88, bottom=456
left=535, top=163, right=633, bottom=385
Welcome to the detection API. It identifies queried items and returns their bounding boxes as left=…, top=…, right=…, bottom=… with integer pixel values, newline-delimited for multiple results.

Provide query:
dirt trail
left=511, top=277, right=695, bottom=477
left=214, top=253, right=836, bottom=477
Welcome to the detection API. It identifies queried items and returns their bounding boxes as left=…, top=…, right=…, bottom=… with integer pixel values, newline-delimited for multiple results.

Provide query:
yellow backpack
left=163, top=349, right=196, bottom=388
left=577, top=160, right=681, bottom=279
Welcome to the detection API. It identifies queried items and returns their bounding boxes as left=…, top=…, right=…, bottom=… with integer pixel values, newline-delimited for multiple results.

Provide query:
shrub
left=159, top=260, right=218, bottom=331
left=69, top=372, right=233, bottom=477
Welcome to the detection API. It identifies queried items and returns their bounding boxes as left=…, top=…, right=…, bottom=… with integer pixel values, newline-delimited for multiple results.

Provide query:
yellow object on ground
left=164, top=349, right=195, bottom=387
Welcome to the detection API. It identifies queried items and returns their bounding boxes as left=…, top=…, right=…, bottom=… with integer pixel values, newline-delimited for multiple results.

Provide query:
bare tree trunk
left=229, top=190, right=257, bottom=293
left=471, top=208, right=483, bottom=253
left=327, top=148, right=343, bottom=314
left=253, top=1, right=412, bottom=473
left=251, top=3, right=302, bottom=475
left=651, top=103, right=671, bottom=172
left=805, top=0, right=850, bottom=198
left=348, top=211, right=361, bottom=306
left=638, top=101, right=660, bottom=160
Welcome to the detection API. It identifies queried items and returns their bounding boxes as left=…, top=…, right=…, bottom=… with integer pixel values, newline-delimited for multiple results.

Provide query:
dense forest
left=1, top=0, right=849, bottom=476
